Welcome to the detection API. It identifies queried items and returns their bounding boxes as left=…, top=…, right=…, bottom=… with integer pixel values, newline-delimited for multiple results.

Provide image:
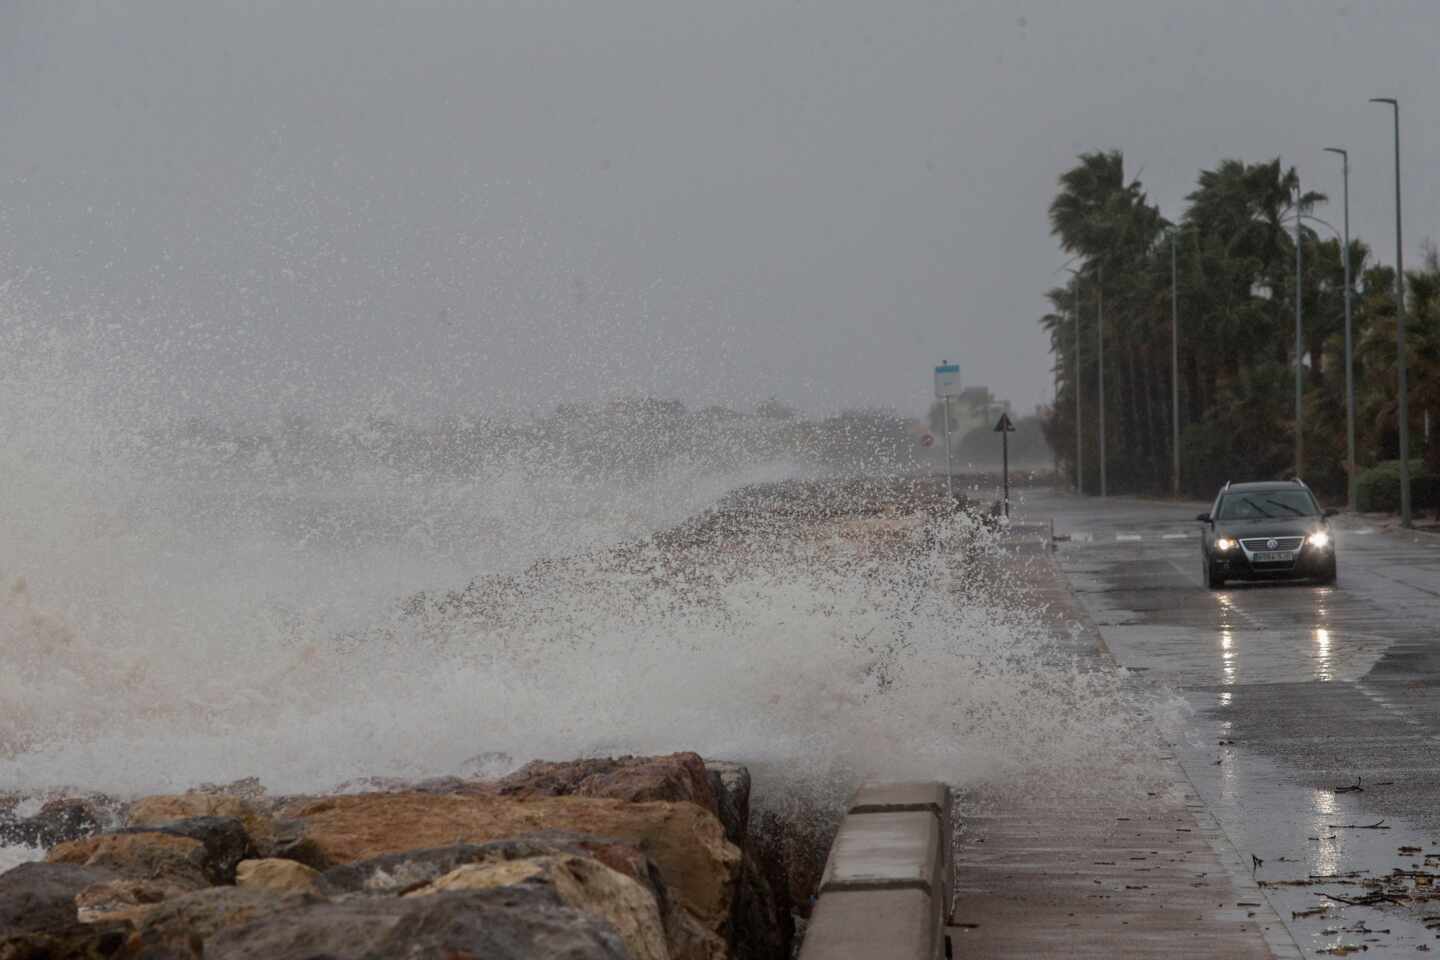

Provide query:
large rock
left=0, top=922, right=134, bottom=959
left=117, top=816, right=253, bottom=884
left=46, top=832, right=210, bottom=892
left=319, top=839, right=579, bottom=895
left=406, top=854, right=668, bottom=960
left=131, top=887, right=317, bottom=955
left=127, top=794, right=275, bottom=856
left=498, top=753, right=718, bottom=814
left=75, top=877, right=197, bottom=925
left=278, top=792, right=741, bottom=938
left=0, top=861, right=116, bottom=933
left=204, top=887, right=630, bottom=960
left=265, top=818, right=333, bottom=871
left=319, top=838, right=720, bottom=960
left=235, top=858, right=320, bottom=894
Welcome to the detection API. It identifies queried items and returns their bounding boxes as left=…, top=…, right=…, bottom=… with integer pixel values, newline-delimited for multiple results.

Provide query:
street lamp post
left=1074, top=282, right=1082, bottom=495
left=1295, top=176, right=1305, bottom=480
left=1372, top=97, right=1411, bottom=528
left=1097, top=265, right=1106, bottom=498
left=1057, top=261, right=1087, bottom=495
left=1323, top=146, right=1357, bottom=512
left=1171, top=229, right=1181, bottom=498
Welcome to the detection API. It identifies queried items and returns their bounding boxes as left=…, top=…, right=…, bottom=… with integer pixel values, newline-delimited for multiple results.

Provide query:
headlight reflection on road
left=1220, top=628, right=1236, bottom=685
left=1314, top=627, right=1332, bottom=682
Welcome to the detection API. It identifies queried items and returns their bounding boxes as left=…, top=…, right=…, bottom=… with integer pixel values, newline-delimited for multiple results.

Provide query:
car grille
left=1240, top=536, right=1304, bottom=552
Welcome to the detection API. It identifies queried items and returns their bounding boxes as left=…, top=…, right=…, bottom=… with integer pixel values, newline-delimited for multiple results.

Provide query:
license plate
left=1253, top=551, right=1294, bottom=562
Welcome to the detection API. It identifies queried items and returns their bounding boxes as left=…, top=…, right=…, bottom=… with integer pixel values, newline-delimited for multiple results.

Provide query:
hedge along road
left=955, top=486, right=1440, bottom=959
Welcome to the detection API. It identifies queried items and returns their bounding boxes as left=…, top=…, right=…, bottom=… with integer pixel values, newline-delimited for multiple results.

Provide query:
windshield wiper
left=1229, top=496, right=1274, bottom=519
left=1264, top=498, right=1310, bottom=517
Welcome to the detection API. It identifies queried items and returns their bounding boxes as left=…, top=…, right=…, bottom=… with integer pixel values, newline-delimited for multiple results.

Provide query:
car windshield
left=1218, top=490, right=1318, bottom=520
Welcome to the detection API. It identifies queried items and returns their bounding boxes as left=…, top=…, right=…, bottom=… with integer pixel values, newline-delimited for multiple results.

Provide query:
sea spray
left=0, top=302, right=1166, bottom=818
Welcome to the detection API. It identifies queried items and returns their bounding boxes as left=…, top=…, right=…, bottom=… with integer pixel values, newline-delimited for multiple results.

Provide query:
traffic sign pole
left=942, top=399, right=953, bottom=500
left=1002, top=428, right=1009, bottom=517
left=934, top=362, right=961, bottom=503
left=995, top=412, right=1016, bottom=518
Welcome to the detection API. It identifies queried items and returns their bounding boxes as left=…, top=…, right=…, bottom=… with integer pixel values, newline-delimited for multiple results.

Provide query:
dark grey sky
left=1, top=1, right=1435, bottom=420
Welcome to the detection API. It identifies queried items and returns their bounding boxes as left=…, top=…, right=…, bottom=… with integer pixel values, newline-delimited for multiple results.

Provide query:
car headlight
left=1215, top=537, right=1237, bottom=552
left=1308, top=531, right=1331, bottom=549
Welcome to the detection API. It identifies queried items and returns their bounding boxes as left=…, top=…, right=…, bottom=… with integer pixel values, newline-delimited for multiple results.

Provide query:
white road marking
left=1161, top=533, right=1190, bottom=540
left=1116, top=533, right=1143, bottom=542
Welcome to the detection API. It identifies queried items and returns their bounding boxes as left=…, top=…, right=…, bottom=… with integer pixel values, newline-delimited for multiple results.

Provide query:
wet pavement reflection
left=1030, top=488, right=1440, bottom=957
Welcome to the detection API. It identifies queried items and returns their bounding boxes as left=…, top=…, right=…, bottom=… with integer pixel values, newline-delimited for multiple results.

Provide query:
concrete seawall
left=799, top=781, right=953, bottom=960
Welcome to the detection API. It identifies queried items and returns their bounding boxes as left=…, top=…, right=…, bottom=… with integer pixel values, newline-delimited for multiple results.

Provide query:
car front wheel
left=1203, top=556, right=1225, bottom=590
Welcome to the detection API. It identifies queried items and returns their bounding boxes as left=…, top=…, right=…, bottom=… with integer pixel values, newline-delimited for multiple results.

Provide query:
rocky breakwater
left=0, top=752, right=792, bottom=960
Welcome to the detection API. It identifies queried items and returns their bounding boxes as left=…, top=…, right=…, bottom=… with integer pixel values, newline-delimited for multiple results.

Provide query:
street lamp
left=1280, top=202, right=1347, bottom=488
left=1057, top=263, right=1085, bottom=494
left=1371, top=97, right=1411, bottom=528
left=1322, top=146, right=1357, bottom=512
left=1097, top=264, right=1106, bottom=498
left=1169, top=228, right=1182, bottom=498
left=1295, top=175, right=1305, bottom=480
left=1075, top=281, right=1082, bottom=494
left=1279, top=205, right=1347, bottom=483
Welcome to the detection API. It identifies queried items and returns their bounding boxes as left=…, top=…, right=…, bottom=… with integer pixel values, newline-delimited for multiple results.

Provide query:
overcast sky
left=1, top=1, right=1436, bottom=421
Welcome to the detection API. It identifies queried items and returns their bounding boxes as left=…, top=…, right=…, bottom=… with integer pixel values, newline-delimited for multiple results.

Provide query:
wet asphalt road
left=1022, top=487, right=1440, bottom=956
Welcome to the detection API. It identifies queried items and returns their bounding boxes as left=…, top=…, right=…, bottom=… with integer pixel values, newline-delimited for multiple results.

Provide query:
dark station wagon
left=1196, top=480, right=1338, bottom=589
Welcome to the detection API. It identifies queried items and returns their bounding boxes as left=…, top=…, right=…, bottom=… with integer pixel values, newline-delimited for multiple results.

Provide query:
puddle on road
left=1101, top=623, right=1394, bottom=686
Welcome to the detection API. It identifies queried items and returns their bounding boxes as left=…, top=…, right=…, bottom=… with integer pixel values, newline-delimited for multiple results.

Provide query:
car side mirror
left=1323, top=508, right=1338, bottom=518
left=1195, top=513, right=1211, bottom=523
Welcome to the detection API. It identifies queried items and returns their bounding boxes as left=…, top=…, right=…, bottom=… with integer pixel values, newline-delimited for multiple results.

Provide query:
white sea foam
left=0, top=297, right=1162, bottom=806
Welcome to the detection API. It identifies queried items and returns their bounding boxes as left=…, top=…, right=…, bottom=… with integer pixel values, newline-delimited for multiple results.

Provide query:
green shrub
left=1355, top=460, right=1440, bottom=513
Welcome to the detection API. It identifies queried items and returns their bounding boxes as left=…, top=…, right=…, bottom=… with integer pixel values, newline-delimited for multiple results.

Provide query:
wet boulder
left=0, top=922, right=133, bottom=960
left=127, top=794, right=275, bottom=858
left=203, top=887, right=630, bottom=960
left=115, top=816, right=253, bottom=884
left=75, top=877, right=198, bottom=925
left=497, top=753, right=718, bottom=814
left=264, top=817, right=334, bottom=871
left=46, top=832, right=211, bottom=892
left=130, top=887, right=317, bottom=955
left=278, top=792, right=741, bottom=942
left=0, top=861, right=116, bottom=934
left=319, top=839, right=575, bottom=895
left=405, top=854, right=668, bottom=960
left=319, top=836, right=720, bottom=960
left=234, top=858, right=320, bottom=894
